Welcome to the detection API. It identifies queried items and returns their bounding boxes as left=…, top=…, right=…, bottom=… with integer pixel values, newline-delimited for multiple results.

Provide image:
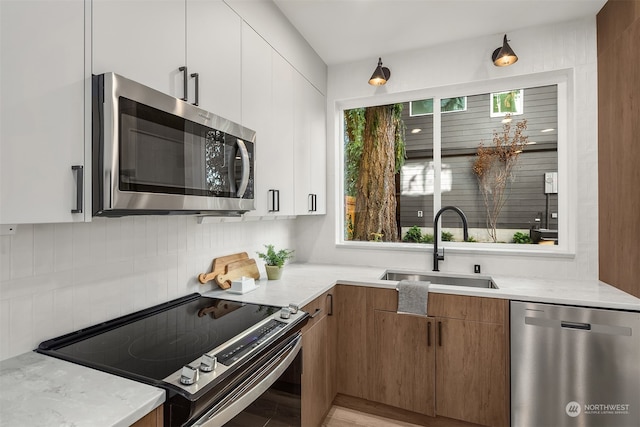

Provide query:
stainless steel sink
left=382, top=271, right=498, bottom=289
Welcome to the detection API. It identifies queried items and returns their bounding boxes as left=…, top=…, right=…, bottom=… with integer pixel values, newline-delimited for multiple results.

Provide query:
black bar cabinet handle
left=190, top=72, right=199, bottom=106
left=310, top=308, right=322, bottom=318
left=427, top=321, right=432, bottom=346
left=308, top=194, right=313, bottom=212
left=179, top=66, right=188, bottom=101
left=268, top=189, right=280, bottom=213
left=327, top=294, right=333, bottom=316
left=309, top=194, right=317, bottom=212
left=438, top=321, right=442, bottom=346
left=71, top=165, right=83, bottom=213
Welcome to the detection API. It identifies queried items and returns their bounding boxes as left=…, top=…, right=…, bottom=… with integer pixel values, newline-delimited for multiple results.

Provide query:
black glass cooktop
left=37, top=294, right=279, bottom=382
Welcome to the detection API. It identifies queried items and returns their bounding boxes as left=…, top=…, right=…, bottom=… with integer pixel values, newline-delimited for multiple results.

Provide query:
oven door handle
left=192, top=333, right=302, bottom=427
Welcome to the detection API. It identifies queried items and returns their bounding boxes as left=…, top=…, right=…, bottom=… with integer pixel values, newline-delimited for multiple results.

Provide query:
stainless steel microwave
left=92, top=72, right=255, bottom=217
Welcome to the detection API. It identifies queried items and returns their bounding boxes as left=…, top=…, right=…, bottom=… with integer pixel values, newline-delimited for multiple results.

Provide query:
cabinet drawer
left=367, top=287, right=398, bottom=312
left=428, top=293, right=507, bottom=324
left=302, top=288, right=334, bottom=332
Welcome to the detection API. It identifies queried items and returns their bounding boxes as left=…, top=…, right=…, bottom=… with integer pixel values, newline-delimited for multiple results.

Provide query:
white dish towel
left=397, top=280, right=430, bottom=316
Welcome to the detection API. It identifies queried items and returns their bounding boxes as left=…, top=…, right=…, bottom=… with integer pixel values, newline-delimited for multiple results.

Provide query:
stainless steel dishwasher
left=511, top=301, right=640, bottom=427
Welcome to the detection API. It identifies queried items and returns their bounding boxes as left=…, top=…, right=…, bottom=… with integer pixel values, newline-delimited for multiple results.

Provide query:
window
left=343, top=84, right=561, bottom=248
left=409, top=97, right=467, bottom=116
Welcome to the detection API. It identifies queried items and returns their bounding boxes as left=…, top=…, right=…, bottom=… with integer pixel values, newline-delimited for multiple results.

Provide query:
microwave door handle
left=235, top=139, right=250, bottom=198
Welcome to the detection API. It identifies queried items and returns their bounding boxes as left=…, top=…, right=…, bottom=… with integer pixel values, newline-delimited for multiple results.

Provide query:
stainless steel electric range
left=37, top=294, right=308, bottom=426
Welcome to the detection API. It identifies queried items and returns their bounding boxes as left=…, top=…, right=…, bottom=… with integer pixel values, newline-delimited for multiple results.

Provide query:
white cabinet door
left=186, top=0, right=241, bottom=123
left=0, top=0, right=87, bottom=224
left=309, top=85, right=326, bottom=215
left=241, top=24, right=295, bottom=218
left=267, top=51, right=295, bottom=216
left=241, top=23, right=272, bottom=217
left=92, top=0, right=186, bottom=97
left=294, top=73, right=326, bottom=215
left=293, top=72, right=310, bottom=215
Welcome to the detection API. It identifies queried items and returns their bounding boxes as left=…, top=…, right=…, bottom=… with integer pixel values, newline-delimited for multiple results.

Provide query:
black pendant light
left=492, top=34, right=518, bottom=67
left=368, top=57, right=391, bottom=86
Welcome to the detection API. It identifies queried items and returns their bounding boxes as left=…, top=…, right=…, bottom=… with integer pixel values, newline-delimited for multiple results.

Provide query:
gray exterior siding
left=399, top=85, right=558, bottom=231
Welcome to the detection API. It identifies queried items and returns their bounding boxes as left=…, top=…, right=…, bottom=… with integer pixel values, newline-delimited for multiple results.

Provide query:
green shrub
left=441, top=231, right=454, bottom=241
left=403, top=226, right=423, bottom=243
left=512, top=231, right=532, bottom=244
left=421, top=233, right=434, bottom=244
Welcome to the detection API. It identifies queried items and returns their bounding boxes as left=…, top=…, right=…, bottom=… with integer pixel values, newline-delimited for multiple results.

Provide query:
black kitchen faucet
left=433, top=206, right=469, bottom=271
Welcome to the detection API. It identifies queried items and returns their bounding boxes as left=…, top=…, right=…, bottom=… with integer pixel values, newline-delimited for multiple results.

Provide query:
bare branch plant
left=472, top=115, right=528, bottom=242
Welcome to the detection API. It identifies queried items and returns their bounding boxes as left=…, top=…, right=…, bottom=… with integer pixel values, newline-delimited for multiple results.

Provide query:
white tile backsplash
left=33, top=224, right=54, bottom=275
left=0, top=216, right=295, bottom=360
left=54, top=223, right=73, bottom=272
left=10, top=224, right=33, bottom=279
left=72, top=222, right=93, bottom=269
left=0, top=236, right=11, bottom=281
left=0, top=299, right=11, bottom=360
left=9, top=295, right=33, bottom=354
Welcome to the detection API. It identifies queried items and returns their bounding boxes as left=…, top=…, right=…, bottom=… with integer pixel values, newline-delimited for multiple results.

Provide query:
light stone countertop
left=0, top=352, right=165, bottom=427
left=3, top=263, right=637, bottom=427
left=203, top=262, right=640, bottom=311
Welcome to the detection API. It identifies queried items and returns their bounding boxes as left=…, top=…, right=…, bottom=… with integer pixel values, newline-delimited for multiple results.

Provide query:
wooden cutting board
left=198, top=252, right=249, bottom=284
left=215, top=258, right=260, bottom=289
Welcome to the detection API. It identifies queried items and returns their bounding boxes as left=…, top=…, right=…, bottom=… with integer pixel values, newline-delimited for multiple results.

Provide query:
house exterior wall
left=398, top=86, right=559, bottom=233
left=296, top=17, right=599, bottom=282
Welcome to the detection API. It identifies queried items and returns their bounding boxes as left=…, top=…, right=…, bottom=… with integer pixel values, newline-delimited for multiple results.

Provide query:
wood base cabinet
left=371, top=310, right=435, bottom=416
left=335, top=285, right=369, bottom=399
left=430, top=293, right=510, bottom=427
left=334, top=285, right=509, bottom=427
left=131, top=405, right=163, bottom=427
left=301, top=290, right=335, bottom=427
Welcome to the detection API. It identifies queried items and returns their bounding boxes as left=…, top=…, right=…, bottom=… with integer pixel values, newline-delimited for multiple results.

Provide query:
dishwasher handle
left=561, top=321, right=591, bottom=331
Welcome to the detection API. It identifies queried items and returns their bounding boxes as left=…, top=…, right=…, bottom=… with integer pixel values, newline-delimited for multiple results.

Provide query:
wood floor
left=322, top=405, right=424, bottom=427
left=325, top=394, right=483, bottom=427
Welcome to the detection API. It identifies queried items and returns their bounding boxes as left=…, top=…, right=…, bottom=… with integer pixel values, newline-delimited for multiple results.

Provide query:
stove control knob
left=280, top=307, right=291, bottom=319
left=200, top=353, right=217, bottom=372
left=180, top=364, right=199, bottom=385
left=288, top=303, right=299, bottom=314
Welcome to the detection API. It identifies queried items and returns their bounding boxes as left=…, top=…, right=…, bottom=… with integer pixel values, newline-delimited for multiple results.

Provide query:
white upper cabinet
left=92, top=0, right=186, bottom=97
left=294, top=73, right=326, bottom=215
left=93, top=0, right=241, bottom=120
left=0, top=0, right=87, bottom=224
left=186, top=0, right=242, bottom=123
left=268, top=51, right=295, bottom=216
left=1, top=0, right=324, bottom=225
left=241, top=24, right=295, bottom=218
left=241, top=24, right=271, bottom=217
left=308, top=82, right=327, bottom=215
left=242, top=23, right=294, bottom=217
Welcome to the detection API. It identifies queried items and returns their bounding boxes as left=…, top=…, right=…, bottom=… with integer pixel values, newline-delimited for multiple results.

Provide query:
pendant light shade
left=368, top=57, right=391, bottom=86
left=492, top=34, right=518, bottom=67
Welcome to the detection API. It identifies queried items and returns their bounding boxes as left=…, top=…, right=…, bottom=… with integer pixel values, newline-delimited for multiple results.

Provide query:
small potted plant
left=256, top=244, right=294, bottom=280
